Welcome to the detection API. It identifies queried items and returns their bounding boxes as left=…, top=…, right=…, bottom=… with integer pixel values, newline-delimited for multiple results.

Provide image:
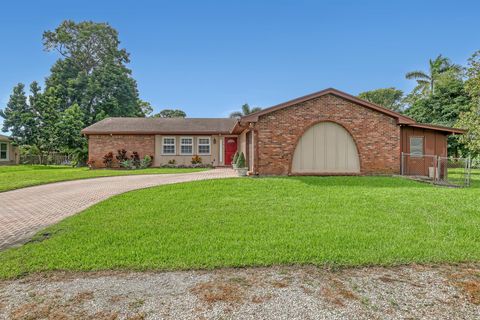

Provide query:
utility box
left=428, top=166, right=440, bottom=179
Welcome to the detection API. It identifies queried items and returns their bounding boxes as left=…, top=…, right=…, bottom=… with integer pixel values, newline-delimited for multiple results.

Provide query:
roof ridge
left=81, top=117, right=236, bottom=135
left=103, top=117, right=232, bottom=120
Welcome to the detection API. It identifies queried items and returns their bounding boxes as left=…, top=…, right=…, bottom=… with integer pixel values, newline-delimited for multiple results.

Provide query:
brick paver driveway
left=0, top=168, right=236, bottom=250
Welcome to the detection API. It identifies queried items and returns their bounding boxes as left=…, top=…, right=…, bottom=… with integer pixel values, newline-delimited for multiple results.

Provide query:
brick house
left=81, top=88, right=464, bottom=175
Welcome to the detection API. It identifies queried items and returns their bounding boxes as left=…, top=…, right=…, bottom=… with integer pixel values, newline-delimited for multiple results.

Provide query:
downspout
left=250, top=122, right=259, bottom=175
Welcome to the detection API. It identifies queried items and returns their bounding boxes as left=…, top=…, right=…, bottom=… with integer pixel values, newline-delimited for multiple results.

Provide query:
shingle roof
left=0, top=134, right=12, bottom=142
left=81, top=117, right=237, bottom=135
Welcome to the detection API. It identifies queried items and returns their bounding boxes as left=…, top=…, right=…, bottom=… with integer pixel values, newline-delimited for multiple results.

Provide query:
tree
left=405, top=72, right=470, bottom=156
left=405, top=55, right=461, bottom=97
left=229, top=103, right=261, bottom=118
left=1, top=83, right=37, bottom=146
left=457, top=50, right=480, bottom=155
left=152, top=109, right=186, bottom=118
left=138, top=100, right=153, bottom=117
left=0, top=82, right=62, bottom=161
left=1, top=20, right=153, bottom=164
left=32, top=86, right=62, bottom=159
left=405, top=76, right=470, bottom=126
left=358, top=88, right=404, bottom=112
left=55, top=104, right=86, bottom=152
left=43, top=20, right=129, bottom=74
left=42, top=20, right=147, bottom=127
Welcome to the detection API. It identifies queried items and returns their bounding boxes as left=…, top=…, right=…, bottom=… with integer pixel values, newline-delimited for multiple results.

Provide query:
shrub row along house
left=81, top=88, right=464, bottom=175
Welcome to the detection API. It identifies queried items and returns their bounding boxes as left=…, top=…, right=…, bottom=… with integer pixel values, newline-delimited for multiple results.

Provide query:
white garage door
left=292, top=122, right=360, bottom=174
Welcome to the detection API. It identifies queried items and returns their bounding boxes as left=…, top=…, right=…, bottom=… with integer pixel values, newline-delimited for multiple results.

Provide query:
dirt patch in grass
left=444, top=265, right=480, bottom=305
left=190, top=280, right=246, bottom=305
left=321, top=277, right=358, bottom=307
left=70, top=291, right=94, bottom=304
left=459, top=281, right=480, bottom=304
left=270, top=279, right=289, bottom=288
left=10, top=299, right=119, bottom=320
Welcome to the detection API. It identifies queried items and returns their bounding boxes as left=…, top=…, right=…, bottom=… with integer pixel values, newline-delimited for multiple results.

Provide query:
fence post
left=434, top=156, right=438, bottom=183
left=467, top=156, right=472, bottom=187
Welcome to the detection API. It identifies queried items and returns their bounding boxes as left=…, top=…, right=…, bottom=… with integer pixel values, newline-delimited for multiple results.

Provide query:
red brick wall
left=88, top=134, right=155, bottom=168
left=255, top=94, right=401, bottom=175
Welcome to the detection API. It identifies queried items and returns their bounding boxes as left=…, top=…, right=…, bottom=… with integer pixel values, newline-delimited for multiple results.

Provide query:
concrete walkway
left=0, top=168, right=236, bottom=250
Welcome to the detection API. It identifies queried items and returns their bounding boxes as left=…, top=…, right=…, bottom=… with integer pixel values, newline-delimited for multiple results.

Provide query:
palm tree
left=229, top=103, right=261, bottom=118
left=405, top=55, right=461, bottom=95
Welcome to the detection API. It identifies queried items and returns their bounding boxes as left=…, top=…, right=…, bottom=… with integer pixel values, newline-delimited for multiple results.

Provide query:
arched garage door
left=292, top=122, right=360, bottom=174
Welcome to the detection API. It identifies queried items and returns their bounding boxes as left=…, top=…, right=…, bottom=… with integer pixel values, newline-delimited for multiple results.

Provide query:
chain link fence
left=401, top=153, right=471, bottom=187
left=20, top=153, right=72, bottom=165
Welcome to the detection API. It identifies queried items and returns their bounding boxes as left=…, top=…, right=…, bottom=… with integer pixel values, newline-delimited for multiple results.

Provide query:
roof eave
left=81, top=130, right=233, bottom=135
left=404, top=123, right=466, bottom=134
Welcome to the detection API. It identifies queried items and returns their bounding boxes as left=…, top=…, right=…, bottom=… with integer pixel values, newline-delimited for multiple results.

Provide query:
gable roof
left=240, top=88, right=416, bottom=124
left=81, top=117, right=237, bottom=135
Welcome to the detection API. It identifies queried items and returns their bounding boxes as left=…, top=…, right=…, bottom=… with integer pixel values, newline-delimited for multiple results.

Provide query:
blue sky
left=1, top=0, right=479, bottom=124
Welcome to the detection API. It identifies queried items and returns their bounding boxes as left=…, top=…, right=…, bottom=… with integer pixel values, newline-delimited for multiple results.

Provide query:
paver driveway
left=0, top=168, right=236, bottom=250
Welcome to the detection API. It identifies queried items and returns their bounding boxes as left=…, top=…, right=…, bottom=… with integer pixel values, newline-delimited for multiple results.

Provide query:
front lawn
left=0, top=165, right=208, bottom=192
left=1, top=175, right=479, bottom=278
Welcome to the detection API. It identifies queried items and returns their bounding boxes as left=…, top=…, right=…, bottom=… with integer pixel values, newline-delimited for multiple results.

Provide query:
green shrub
left=236, top=152, right=246, bottom=168
left=140, top=155, right=152, bottom=169
left=232, top=151, right=239, bottom=164
left=120, top=159, right=132, bottom=169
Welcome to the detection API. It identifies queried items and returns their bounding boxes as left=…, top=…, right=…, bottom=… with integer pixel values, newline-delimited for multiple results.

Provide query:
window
left=198, top=137, right=211, bottom=155
left=162, top=137, right=176, bottom=155
left=410, top=136, right=423, bottom=156
left=0, top=143, right=7, bottom=160
left=180, top=137, right=193, bottom=155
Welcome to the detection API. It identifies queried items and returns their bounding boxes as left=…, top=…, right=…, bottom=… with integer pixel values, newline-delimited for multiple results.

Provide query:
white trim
left=180, top=136, right=193, bottom=155
left=197, top=137, right=211, bottom=155
left=0, top=142, right=8, bottom=161
left=219, top=138, right=223, bottom=164
left=162, top=136, right=176, bottom=155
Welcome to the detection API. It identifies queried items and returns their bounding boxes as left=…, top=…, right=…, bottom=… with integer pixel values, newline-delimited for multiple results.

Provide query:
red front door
left=225, top=137, right=238, bottom=165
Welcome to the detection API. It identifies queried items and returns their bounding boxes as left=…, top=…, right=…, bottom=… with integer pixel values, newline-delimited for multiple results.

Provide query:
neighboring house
left=0, top=134, right=19, bottom=165
left=81, top=88, right=464, bottom=175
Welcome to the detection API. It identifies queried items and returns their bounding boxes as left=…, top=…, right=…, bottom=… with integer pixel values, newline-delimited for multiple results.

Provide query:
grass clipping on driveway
left=1, top=176, right=479, bottom=278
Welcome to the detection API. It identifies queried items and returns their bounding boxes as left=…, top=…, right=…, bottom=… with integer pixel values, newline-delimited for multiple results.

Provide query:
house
left=81, top=88, right=464, bottom=175
left=0, top=134, right=19, bottom=165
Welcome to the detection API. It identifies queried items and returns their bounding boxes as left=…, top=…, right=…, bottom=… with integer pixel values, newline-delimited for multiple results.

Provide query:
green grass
left=447, top=167, right=478, bottom=186
left=1, top=174, right=479, bottom=278
left=0, top=165, right=208, bottom=192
